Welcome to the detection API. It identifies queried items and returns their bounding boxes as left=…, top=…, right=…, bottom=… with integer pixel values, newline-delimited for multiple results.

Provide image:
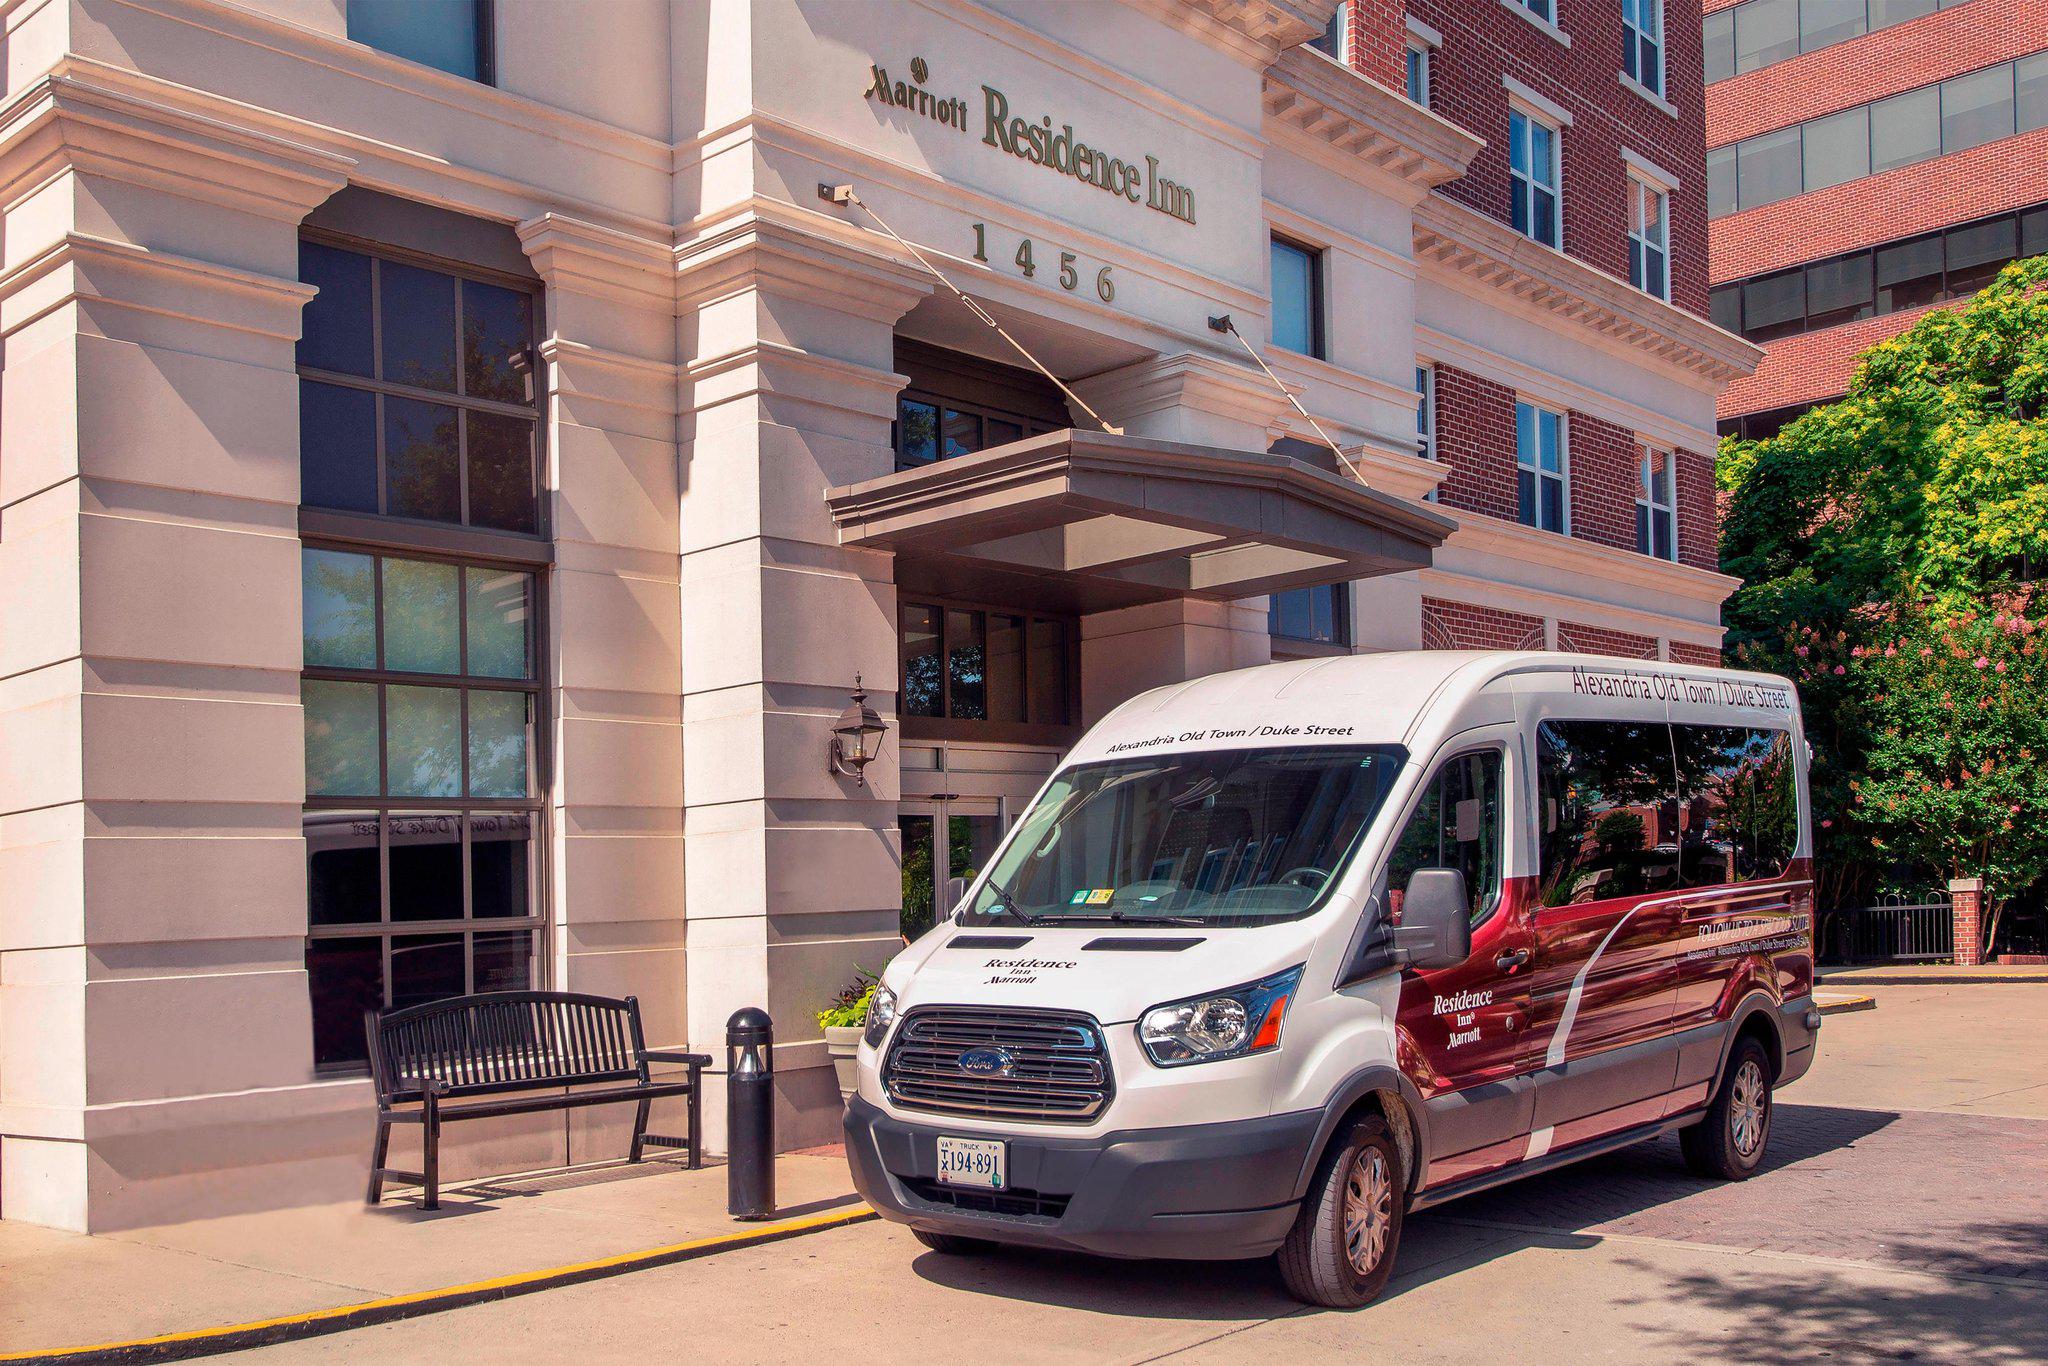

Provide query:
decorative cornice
left=674, top=209, right=931, bottom=325
left=1263, top=47, right=1482, bottom=190
left=1413, top=194, right=1763, bottom=384
left=1072, top=350, right=1296, bottom=438
left=0, top=71, right=353, bottom=222
left=1441, top=504, right=1739, bottom=604
left=0, top=231, right=316, bottom=341
left=1120, top=0, right=1340, bottom=66
left=516, top=212, right=673, bottom=308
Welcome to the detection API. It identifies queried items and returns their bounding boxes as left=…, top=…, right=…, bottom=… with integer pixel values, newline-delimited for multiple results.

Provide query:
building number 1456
left=971, top=223, right=1115, bottom=303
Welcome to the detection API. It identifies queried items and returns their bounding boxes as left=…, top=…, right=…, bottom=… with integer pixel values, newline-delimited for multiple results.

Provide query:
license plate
left=935, top=1136, right=1005, bottom=1190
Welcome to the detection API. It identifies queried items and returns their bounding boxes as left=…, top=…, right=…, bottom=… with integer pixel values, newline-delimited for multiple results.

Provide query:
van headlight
left=863, top=984, right=898, bottom=1048
left=1138, top=965, right=1304, bottom=1067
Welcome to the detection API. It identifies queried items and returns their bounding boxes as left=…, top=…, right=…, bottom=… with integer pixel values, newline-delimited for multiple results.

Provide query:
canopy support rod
left=821, top=183, right=1124, bottom=436
left=1207, top=314, right=1366, bottom=487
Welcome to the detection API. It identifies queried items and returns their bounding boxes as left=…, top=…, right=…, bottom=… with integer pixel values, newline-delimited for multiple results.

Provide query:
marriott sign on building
left=0, top=0, right=1756, bottom=1230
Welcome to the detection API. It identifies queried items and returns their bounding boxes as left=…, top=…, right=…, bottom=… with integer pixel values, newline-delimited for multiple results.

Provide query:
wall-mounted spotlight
left=828, top=675, right=889, bottom=787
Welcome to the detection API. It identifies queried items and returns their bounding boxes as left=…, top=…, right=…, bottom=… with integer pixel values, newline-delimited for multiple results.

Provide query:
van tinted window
left=1675, top=726, right=1799, bottom=884
left=1386, top=749, right=1505, bottom=926
left=1537, top=721, right=1682, bottom=905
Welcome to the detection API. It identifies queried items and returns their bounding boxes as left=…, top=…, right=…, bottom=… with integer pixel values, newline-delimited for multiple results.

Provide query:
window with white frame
left=1406, top=40, right=1430, bottom=104
left=1622, top=0, right=1664, bottom=97
left=1509, top=108, right=1562, bottom=248
left=1311, top=0, right=1351, bottom=61
left=1627, top=174, right=1670, bottom=300
left=1636, top=447, right=1676, bottom=560
left=1512, top=0, right=1555, bottom=24
left=1516, top=400, right=1567, bottom=532
left=1415, top=364, right=1438, bottom=501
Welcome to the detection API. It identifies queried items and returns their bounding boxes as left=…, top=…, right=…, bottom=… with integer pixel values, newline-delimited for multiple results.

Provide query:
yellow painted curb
left=1, top=1203, right=877, bottom=1365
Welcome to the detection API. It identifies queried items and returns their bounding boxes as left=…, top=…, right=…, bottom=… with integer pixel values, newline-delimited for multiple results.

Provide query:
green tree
left=1720, top=256, right=2048, bottom=932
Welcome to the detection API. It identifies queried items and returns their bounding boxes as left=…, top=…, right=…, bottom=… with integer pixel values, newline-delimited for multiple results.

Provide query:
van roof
left=1069, top=650, right=1797, bottom=765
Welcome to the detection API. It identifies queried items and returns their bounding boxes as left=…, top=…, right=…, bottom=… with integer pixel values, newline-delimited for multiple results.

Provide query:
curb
left=0, top=1203, right=877, bottom=1365
left=1815, top=993, right=1876, bottom=1015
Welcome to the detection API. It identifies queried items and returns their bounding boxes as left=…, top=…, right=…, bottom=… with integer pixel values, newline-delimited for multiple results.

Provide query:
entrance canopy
left=826, top=430, right=1454, bottom=614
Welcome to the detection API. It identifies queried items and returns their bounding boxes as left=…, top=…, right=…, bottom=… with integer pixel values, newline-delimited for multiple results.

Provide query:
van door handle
left=1495, top=948, right=1532, bottom=972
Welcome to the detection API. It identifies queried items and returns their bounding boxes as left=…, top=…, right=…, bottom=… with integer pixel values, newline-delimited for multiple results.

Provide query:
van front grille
left=882, top=1006, right=1112, bottom=1123
left=902, top=1178, right=1071, bottom=1221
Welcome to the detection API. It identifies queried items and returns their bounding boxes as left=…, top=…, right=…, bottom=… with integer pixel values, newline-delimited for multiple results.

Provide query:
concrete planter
left=824, top=1025, right=865, bottom=1102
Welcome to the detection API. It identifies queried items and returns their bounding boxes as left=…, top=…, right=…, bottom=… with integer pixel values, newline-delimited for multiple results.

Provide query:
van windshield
left=961, top=745, right=1405, bottom=928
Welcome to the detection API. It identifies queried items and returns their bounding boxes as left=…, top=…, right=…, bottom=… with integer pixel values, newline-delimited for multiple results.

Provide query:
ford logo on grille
left=957, top=1046, right=1015, bottom=1077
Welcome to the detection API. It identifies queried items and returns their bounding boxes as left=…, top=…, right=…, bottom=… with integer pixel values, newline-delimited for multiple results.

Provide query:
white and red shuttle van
left=844, top=651, right=1818, bottom=1307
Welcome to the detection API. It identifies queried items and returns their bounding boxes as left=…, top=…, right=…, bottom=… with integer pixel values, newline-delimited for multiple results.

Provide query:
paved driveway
left=258, top=985, right=2048, bottom=1364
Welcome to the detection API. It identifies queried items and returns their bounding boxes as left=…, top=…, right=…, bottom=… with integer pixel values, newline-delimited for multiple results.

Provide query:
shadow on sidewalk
left=908, top=1103, right=1904, bottom=1322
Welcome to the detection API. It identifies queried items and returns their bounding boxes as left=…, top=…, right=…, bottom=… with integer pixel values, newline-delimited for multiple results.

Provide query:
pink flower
left=1833, top=665, right=1846, bottom=675
left=2012, top=804, right=2023, bottom=815
left=1997, top=660, right=2008, bottom=673
left=1885, top=646, right=1897, bottom=657
left=1821, top=819, right=1834, bottom=828
left=1975, top=657, right=1990, bottom=669
left=1920, top=648, right=1934, bottom=658
left=1795, top=646, right=1810, bottom=658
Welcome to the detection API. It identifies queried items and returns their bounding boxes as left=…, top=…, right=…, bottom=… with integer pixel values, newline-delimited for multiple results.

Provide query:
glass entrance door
left=900, top=797, right=1004, bottom=940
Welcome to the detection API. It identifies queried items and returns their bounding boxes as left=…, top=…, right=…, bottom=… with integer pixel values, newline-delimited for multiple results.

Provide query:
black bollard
left=726, top=1006, right=775, bottom=1220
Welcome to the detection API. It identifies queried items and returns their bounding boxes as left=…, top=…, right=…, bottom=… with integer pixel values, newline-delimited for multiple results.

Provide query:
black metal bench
left=365, top=990, right=710, bottom=1210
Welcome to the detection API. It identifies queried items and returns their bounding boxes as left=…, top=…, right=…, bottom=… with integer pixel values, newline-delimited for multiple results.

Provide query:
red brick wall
left=1675, top=447, right=1717, bottom=572
left=1422, top=597, right=1548, bottom=649
left=1409, top=0, right=1711, bottom=317
left=1669, top=640, right=1723, bottom=665
left=1345, top=0, right=1408, bottom=91
left=1565, top=409, right=1639, bottom=554
left=1707, top=0, right=2048, bottom=145
left=1711, top=128, right=2048, bottom=283
left=1719, top=303, right=1945, bottom=417
left=1432, top=363, right=1520, bottom=522
left=1557, top=620, right=1658, bottom=656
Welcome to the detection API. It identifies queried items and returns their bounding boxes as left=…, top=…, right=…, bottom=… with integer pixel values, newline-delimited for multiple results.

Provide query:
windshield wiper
left=978, top=874, right=1041, bottom=925
left=1030, top=909, right=1207, bottom=927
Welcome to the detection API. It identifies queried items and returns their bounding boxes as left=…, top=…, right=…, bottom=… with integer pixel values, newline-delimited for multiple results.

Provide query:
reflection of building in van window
left=1540, top=720, right=1800, bottom=906
left=1386, top=750, right=1505, bottom=924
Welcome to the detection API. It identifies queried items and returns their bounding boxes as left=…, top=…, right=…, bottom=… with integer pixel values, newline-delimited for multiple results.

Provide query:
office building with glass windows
left=1704, top=0, right=2048, bottom=439
left=0, top=0, right=1752, bottom=1231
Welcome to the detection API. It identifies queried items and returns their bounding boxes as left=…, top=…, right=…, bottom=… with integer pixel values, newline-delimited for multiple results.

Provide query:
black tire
left=1276, top=1115, right=1405, bottom=1309
left=911, top=1228, right=998, bottom=1255
left=1681, top=1036, right=1775, bottom=1180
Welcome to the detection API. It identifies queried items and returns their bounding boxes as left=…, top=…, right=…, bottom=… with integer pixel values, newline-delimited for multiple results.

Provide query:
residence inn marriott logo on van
left=864, top=56, right=1199, bottom=223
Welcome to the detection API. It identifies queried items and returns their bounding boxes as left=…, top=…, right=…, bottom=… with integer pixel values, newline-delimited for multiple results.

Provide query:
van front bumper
left=844, top=1095, right=1318, bottom=1261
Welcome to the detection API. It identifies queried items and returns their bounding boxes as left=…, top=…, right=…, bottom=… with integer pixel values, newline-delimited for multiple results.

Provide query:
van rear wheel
left=1277, top=1115, right=1404, bottom=1309
left=1681, top=1036, right=1774, bottom=1180
left=912, top=1229, right=998, bottom=1255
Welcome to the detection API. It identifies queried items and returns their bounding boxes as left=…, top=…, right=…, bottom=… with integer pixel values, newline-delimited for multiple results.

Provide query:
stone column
left=1070, top=352, right=1292, bottom=720
left=675, top=213, right=929, bottom=1147
left=1948, top=877, right=1985, bottom=967
left=0, top=76, right=353, bottom=1229
left=517, top=214, right=686, bottom=1160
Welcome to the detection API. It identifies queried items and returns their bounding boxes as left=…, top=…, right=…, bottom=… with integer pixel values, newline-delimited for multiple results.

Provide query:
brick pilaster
left=1948, top=877, right=1985, bottom=967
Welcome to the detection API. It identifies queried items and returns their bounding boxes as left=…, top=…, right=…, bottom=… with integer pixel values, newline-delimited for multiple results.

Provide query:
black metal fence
left=1817, top=894, right=1955, bottom=965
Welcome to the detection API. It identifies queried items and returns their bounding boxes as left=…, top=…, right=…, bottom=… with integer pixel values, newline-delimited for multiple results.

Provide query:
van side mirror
left=1396, top=869, right=1472, bottom=970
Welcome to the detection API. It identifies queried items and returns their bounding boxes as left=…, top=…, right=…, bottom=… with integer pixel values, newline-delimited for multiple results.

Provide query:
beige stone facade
left=0, top=0, right=1754, bottom=1232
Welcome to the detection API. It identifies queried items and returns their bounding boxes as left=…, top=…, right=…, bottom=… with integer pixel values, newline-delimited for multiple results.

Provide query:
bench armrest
left=641, top=1050, right=713, bottom=1068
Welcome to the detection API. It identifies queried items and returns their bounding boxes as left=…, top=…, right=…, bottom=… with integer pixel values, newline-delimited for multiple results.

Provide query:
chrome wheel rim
left=1730, top=1059, right=1768, bottom=1158
left=1342, top=1147, right=1393, bottom=1275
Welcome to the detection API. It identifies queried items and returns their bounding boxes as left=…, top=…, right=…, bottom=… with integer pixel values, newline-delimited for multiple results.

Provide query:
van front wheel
left=1277, top=1115, right=1405, bottom=1309
left=1681, top=1036, right=1774, bottom=1180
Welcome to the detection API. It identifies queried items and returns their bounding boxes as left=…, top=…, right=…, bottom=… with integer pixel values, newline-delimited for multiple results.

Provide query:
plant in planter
left=818, top=969, right=880, bottom=1103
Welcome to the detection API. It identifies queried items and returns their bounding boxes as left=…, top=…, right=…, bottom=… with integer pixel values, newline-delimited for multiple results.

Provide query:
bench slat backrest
left=369, top=991, right=649, bottom=1104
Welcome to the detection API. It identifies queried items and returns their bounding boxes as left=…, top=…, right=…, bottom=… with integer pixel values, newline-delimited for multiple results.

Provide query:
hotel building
left=0, top=0, right=1754, bottom=1230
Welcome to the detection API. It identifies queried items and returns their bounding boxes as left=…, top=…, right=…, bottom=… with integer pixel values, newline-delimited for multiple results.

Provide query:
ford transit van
left=844, top=651, right=1817, bottom=1307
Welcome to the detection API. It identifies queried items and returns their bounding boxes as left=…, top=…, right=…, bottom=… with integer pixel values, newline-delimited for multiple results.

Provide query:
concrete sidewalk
left=0, top=1152, right=862, bottom=1358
